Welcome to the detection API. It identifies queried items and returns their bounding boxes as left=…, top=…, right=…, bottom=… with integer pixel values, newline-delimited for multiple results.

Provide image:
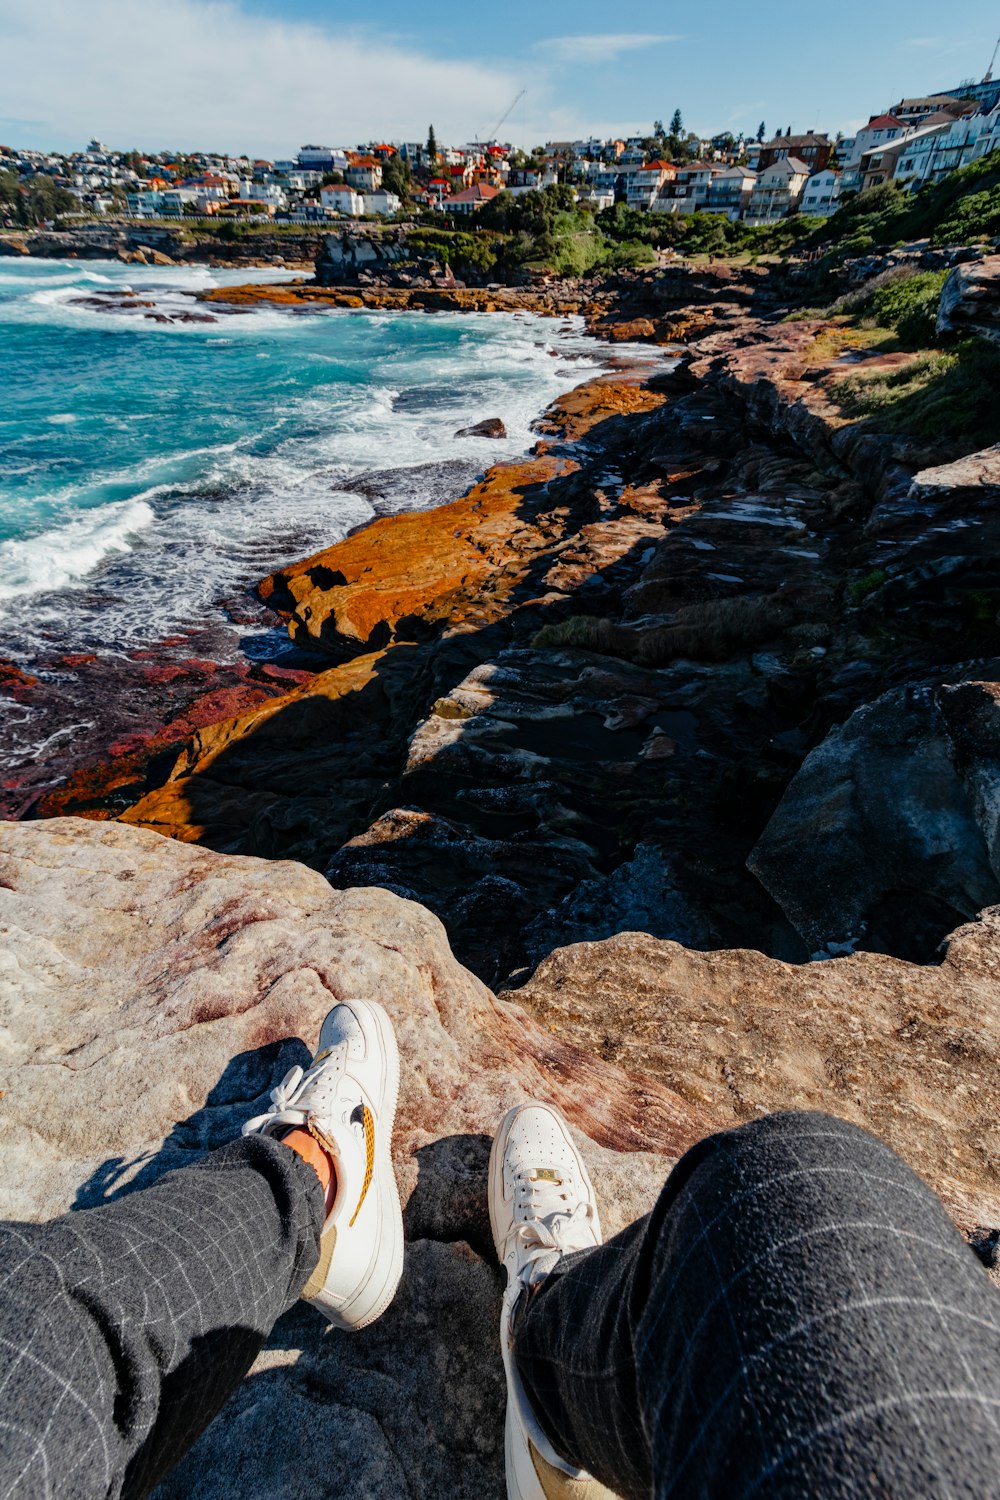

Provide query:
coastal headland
left=3, top=220, right=1000, bottom=1500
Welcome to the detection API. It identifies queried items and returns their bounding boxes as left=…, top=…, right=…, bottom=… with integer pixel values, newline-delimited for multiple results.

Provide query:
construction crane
left=480, top=90, right=526, bottom=146
left=985, top=34, right=1000, bottom=82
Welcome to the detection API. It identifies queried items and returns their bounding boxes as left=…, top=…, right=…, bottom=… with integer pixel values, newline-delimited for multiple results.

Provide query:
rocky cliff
left=46, top=286, right=998, bottom=983
left=0, top=817, right=996, bottom=1499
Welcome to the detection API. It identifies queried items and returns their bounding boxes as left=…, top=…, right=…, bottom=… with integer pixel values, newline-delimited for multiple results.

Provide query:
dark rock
left=455, top=418, right=506, bottom=439
left=937, top=254, right=1000, bottom=344
left=748, top=682, right=1000, bottom=959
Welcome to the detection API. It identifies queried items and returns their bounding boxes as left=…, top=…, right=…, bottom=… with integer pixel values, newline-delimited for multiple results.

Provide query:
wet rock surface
left=455, top=417, right=507, bottom=439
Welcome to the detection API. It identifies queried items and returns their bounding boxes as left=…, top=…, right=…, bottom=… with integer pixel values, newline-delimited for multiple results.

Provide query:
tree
left=653, top=119, right=665, bottom=139
left=426, top=125, right=437, bottom=162
left=321, top=170, right=345, bottom=185
left=15, top=175, right=78, bottom=227
left=757, top=120, right=766, bottom=142
left=381, top=155, right=412, bottom=203
left=670, top=109, right=683, bottom=136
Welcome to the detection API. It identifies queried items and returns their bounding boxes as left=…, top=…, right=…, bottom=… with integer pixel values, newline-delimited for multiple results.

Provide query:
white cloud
left=0, top=0, right=523, bottom=155
left=539, top=33, right=682, bottom=65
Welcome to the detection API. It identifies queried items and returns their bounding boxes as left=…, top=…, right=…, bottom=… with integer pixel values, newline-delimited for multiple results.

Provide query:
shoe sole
left=312, top=998, right=404, bottom=1332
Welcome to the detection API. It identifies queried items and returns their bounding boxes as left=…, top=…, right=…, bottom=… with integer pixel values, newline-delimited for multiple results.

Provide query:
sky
left=2, top=0, right=1000, bottom=157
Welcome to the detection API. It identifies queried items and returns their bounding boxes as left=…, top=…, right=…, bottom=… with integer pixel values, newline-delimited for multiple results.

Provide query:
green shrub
left=869, top=269, right=948, bottom=347
left=831, top=337, right=1000, bottom=448
left=930, top=184, right=1000, bottom=246
left=848, top=569, right=888, bottom=603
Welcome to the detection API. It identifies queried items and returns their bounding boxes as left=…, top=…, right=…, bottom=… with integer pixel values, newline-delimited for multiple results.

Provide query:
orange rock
left=260, top=453, right=577, bottom=653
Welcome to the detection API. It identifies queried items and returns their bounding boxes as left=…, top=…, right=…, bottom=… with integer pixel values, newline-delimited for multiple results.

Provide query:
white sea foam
left=0, top=497, right=155, bottom=602
left=0, top=262, right=659, bottom=658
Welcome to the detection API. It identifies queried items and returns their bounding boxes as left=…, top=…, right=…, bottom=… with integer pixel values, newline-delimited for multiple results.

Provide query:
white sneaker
left=489, top=1103, right=613, bottom=1500
left=243, top=998, right=403, bottom=1331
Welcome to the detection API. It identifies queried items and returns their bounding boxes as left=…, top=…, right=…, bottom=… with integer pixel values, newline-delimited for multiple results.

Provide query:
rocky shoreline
left=30, top=260, right=1000, bottom=984
left=1, top=257, right=998, bottom=1496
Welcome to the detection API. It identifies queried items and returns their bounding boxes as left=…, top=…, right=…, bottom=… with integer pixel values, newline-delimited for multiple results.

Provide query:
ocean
left=0, top=258, right=609, bottom=656
left=0, top=258, right=613, bottom=806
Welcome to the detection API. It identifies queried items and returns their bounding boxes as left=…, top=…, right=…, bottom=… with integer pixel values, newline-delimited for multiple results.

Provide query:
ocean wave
left=0, top=497, right=155, bottom=602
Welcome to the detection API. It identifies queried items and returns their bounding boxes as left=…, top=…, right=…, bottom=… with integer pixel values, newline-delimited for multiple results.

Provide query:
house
left=757, top=131, right=831, bottom=172
left=888, top=107, right=1000, bottom=190
left=839, top=114, right=913, bottom=190
left=448, top=183, right=500, bottom=214
left=652, top=162, right=724, bottom=215
left=344, top=157, right=383, bottom=192
left=889, top=94, right=977, bottom=126
left=704, top=165, right=757, bottom=220
left=800, top=169, right=842, bottom=216
left=941, top=77, right=1000, bottom=114
left=575, top=188, right=615, bottom=211
left=319, top=186, right=365, bottom=216
left=297, top=145, right=349, bottom=172
left=844, top=115, right=909, bottom=166
left=627, top=160, right=675, bottom=210
left=744, top=157, right=810, bottom=224
left=508, top=166, right=558, bottom=195
left=239, top=179, right=286, bottom=208
left=362, top=190, right=401, bottom=216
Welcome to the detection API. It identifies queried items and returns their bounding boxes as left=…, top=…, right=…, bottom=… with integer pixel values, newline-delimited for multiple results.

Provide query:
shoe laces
left=243, top=1051, right=345, bottom=1137
left=513, top=1175, right=596, bottom=1286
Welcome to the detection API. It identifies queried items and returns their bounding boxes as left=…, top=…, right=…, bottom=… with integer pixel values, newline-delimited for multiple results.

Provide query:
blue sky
left=3, top=0, right=1000, bottom=156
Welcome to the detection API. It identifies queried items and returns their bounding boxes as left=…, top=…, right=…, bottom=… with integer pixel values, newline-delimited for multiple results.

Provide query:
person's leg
left=0, top=997, right=403, bottom=1500
left=0, top=1134, right=322, bottom=1500
left=512, top=1110, right=1000, bottom=1500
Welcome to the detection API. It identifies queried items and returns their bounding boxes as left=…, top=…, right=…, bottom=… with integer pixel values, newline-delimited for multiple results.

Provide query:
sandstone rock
left=259, top=452, right=576, bottom=653
left=748, top=683, right=1000, bottom=959
left=455, top=417, right=507, bottom=439
left=937, top=255, right=1000, bottom=344
left=909, top=444, right=1000, bottom=501
left=516, top=922, right=1000, bottom=1235
left=0, top=817, right=702, bottom=1499
left=256, top=374, right=664, bottom=656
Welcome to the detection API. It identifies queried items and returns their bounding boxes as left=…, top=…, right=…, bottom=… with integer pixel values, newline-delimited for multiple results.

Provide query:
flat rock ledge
left=0, top=817, right=996, bottom=1498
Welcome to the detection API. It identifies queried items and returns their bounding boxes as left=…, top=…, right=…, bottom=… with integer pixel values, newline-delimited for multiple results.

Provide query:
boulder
left=748, top=682, right=1000, bottom=959
left=0, top=816, right=997, bottom=1500
left=937, top=255, right=1000, bottom=344
left=908, top=444, right=1000, bottom=502
left=455, top=417, right=506, bottom=439
left=516, top=922, right=1000, bottom=1237
left=0, top=816, right=701, bottom=1499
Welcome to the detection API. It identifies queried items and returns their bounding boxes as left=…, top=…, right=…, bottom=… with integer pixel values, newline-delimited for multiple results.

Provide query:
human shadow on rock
left=72, top=1037, right=311, bottom=1209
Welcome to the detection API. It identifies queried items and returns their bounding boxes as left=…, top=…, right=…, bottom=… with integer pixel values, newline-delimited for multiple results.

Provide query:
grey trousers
left=515, top=1111, right=1000, bottom=1498
left=0, top=1114, right=998, bottom=1499
left=0, top=1136, right=322, bottom=1499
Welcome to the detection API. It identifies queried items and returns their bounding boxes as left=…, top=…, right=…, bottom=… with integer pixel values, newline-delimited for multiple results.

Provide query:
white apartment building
left=319, top=186, right=365, bottom=216
left=362, top=190, right=401, bottom=216
left=801, top=169, right=842, bottom=216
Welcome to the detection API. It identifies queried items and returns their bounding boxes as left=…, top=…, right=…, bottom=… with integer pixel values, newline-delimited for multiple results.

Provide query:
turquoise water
left=0, top=258, right=609, bottom=657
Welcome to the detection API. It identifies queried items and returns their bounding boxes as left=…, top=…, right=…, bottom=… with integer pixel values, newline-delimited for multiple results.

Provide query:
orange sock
left=282, top=1128, right=337, bottom=1213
